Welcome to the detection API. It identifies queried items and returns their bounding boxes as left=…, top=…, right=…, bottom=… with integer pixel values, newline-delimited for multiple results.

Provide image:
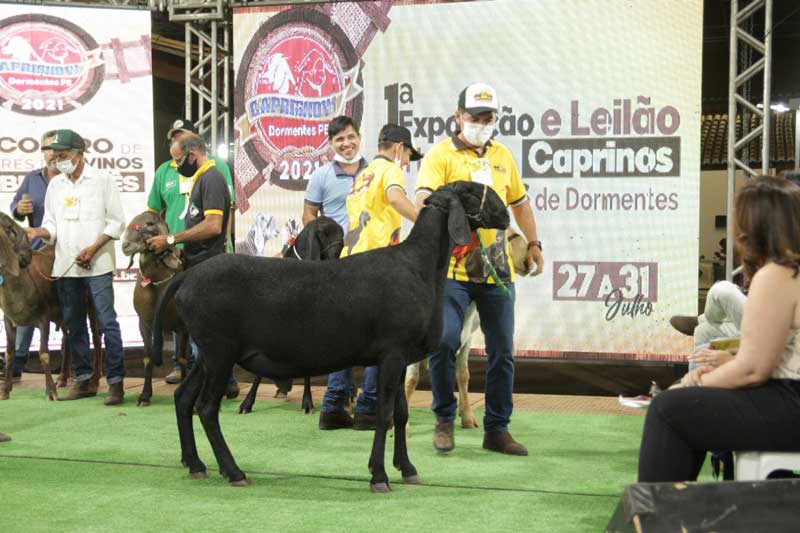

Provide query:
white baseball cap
left=458, top=83, right=499, bottom=115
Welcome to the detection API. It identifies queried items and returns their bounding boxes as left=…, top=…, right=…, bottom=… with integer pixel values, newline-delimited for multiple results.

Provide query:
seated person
left=638, top=175, right=800, bottom=483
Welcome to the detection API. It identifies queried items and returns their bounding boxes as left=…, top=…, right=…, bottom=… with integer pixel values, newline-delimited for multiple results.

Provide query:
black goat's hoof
left=402, top=474, right=422, bottom=485
left=369, top=482, right=391, bottom=493
left=190, top=471, right=208, bottom=479
left=230, top=478, right=248, bottom=487
left=137, top=398, right=151, bottom=407
left=238, top=405, right=253, bottom=415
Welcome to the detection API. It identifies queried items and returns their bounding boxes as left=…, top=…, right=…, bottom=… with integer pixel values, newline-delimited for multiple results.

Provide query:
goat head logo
left=236, top=8, right=363, bottom=192
left=0, top=14, right=105, bottom=116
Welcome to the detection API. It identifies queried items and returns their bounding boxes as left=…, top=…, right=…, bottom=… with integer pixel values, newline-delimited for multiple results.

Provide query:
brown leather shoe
left=319, top=410, right=354, bottom=430
left=104, top=382, right=125, bottom=406
left=0, top=432, right=10, bottom=442
left=483, top=431, right=528, bottom=456
left=225, top=383, right=241, bottom=400
left=60, top=380, right=97, bottom=401
left=433, top=421, right=455, bottom=452
left=669, top=315, right=699, bottom=336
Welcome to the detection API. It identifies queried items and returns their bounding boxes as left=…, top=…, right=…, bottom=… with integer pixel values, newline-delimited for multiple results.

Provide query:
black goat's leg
left=274, top=377, right=291, bottom=398
left=176, top=332, right=189, bottom=381
left=175, top=364, right=206, bottom=477
left=302, top=376, right=314, bottom=414
left=1, top=318, right=16, bottom=400
left=39, top=319, right=57, bottom=401
left=368, top=355, right=404, bottom=493
left=197, top=360, right=247, bottom=485
left=137, top=318, right=153, bottom=407
left=238, top=376, right=260, bottom=414
left=393, top=366, right=420, bottom=484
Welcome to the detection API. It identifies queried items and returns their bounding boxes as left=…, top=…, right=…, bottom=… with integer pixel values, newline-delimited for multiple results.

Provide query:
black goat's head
left=424, top=181, right=510, bottom=245
left=284, top=216, right=344, bottom=261
left=122, top=210, right=181, bottom=270
left=0, top=212, right=32, bottom=277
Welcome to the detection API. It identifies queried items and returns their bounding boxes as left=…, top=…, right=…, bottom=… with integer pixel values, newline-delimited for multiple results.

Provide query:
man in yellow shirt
left=415, top=83, right=544, bottom=456
left=336, top=124, right=420, bottom=429
left=342, top=123, right=420, bottom=256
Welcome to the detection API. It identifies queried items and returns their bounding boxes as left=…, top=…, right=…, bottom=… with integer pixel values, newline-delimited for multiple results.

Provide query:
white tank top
left=772, top=328, right=800, bottom=380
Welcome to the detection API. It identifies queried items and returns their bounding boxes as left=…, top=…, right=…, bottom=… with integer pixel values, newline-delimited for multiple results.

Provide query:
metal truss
left=726, top=0, right=773, bottom=279
left=165, top=0, right=231, bottom=151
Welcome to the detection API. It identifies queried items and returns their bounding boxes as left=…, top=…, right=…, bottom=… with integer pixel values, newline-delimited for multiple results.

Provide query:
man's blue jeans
left=429, top=279, right=516, bottom=433
left=13, top=325, right=36, bottom=373
left=321, top=366, right=378, bottom=414
left=58, top=273, right=125, bottom=385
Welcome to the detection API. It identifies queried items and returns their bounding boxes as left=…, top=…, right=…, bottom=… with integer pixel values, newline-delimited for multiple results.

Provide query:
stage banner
left=0, top=4, right=154, bottom=350
left=233, top=0, right=701, bottom=362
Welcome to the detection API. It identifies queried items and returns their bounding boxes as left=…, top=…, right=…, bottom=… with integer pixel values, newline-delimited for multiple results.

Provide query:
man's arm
left=10, top=174, right=31, bottom=221
left=174, top=215, right=224, bottom=244
left=510, top=199, right=544, bottom=276
left=387, top=186, right=417, bottom=222
left=414, top=147, right=445, bottom=210
left=76, top=174, right=126, bottom=267
left=302, top=202, right=321, bottom=225
left=148, top=175, right=226, bottom=252
left=31, top=185, right=58, bottom=243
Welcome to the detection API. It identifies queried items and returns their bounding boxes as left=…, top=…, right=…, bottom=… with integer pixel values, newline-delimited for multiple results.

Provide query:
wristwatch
left=166, top=234, right=176, bottom=246
left=528, top=240, right=543, bottom=252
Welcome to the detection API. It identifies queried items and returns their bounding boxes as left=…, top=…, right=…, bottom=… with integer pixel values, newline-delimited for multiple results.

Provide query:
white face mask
left=333, top=152, right=362, bottom=165
left=56, top=156, right=77, bottom=175
left=462, top=121, right=495, bottom=147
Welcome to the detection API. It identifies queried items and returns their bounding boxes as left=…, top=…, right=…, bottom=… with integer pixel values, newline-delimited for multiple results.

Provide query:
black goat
left=237, top=216, right=344, bottom=415
left=151, top=181, right=509, bottom=492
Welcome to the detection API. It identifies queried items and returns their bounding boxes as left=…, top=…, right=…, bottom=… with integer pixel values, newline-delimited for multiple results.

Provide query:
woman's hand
left=680, top=365, right=714, bottom=388
left=687, top=348, right=734, bottom=368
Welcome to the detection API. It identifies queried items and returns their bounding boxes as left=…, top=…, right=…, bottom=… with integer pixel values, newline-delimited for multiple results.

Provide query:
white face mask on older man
left=56, top=155, right=78, bottom=175
left=462, top=121, right=495, bottom=147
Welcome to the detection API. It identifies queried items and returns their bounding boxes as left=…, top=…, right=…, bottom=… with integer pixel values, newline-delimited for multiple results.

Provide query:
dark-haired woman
left=639, top=175, right=800, bottom=482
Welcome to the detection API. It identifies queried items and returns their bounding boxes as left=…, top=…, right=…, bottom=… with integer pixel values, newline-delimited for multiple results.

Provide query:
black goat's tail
left=151, top=270, right=187, bottom=367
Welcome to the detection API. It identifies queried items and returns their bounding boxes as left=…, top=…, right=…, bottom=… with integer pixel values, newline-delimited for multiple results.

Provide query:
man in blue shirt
left=304, top=116, right=378, bottom=431
left=6, top=130, right=58, bottom=380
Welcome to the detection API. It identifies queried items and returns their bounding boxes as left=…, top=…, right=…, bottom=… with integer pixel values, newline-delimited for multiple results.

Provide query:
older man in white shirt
left=25, top=129, right=127, bottom=405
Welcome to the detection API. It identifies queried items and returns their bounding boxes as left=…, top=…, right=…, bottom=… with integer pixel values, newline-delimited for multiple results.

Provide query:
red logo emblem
left=0, top=14, right=105, bottom=116
left=235, top=8, right=362, bottom=193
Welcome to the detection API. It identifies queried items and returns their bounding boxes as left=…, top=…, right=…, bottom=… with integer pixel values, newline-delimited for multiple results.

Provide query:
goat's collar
left=463, top=184, right=490, bottom=226
left=290, top=239, right=343, bottom=261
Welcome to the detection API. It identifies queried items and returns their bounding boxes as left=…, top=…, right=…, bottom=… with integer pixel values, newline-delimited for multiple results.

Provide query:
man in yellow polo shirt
left=415, top=83, right=544, bottom=456
left=342, top=123, right=420, bottom=256
left=335, top=123, right=420, bottom=430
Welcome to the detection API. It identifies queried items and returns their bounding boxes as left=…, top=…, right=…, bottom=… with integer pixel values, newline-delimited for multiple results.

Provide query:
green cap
left=43, top=129, right=85, bottom=150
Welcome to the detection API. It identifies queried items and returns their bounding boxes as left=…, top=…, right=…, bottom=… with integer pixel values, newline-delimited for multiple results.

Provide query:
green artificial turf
left=0, top=387, right=663, bottom=532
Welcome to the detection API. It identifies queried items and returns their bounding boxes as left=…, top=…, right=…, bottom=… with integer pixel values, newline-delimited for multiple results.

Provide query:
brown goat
left=0, top=212, right=61, bottom=400
left=121, top=210, right=187, bottom=406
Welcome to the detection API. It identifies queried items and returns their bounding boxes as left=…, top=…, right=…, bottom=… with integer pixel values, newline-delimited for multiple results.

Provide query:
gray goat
left=151, top=181, right=509, bottom=492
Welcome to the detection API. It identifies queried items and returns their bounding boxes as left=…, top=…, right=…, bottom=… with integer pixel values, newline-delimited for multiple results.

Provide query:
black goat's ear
left=447, top=195, right=472, bottom=245
left=297, top=221, right=321, bottom=260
